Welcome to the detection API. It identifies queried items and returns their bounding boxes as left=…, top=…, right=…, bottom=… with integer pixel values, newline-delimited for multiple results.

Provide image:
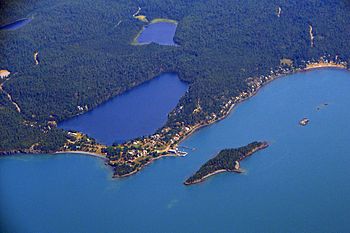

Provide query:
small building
left=234, top=161, right=240, bottom=170
left=0, top=70, right=10, bottom=79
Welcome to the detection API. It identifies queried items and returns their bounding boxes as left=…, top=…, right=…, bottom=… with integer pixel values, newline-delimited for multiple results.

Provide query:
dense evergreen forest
left=1, top=0, right=350, bottom=152
left=185, top=141, right=269, bottom=185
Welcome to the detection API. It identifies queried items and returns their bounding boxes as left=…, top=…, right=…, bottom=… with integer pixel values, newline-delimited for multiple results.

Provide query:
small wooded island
left=184, top=141, right=269, bottom=185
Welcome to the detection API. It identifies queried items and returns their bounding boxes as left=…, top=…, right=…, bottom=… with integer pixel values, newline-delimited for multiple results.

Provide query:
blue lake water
left=137, top=22, right=177, bottom=45
left=1, top=69, right=350, bottom=232
left=0, top=18, right=32, bottom=31
left=58, top=73, right=188, bottom=145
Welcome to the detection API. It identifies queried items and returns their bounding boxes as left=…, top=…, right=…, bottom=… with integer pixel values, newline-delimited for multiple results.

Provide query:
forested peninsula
left=184, top=141, right=269, bottom=185
left=1, top=0, right=350, bottom=178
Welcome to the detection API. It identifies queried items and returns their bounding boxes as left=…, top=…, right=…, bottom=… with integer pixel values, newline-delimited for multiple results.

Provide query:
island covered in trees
left=1, top=0, right=350, bottom=178
left=184, top=141, right=269, bottom=185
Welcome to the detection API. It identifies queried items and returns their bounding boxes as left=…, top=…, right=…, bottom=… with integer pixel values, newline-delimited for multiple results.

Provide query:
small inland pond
left=58, top=73, right=188, bottom=145
left=134, top=20, right=178, bottom=45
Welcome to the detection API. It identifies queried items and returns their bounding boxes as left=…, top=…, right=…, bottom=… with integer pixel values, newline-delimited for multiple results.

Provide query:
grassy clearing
left=135, top=15, right=148, bottom=23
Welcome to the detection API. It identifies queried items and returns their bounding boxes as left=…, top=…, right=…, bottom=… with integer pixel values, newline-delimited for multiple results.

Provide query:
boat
left=299, top=118, right=310, bottom=126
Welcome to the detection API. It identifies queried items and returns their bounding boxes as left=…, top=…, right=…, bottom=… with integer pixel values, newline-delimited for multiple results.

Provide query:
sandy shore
left=54, top=151, right=107, bottom=160
left=184, top=168, right=245, bottom=185
left=184, top=169, right=227, bottom=185
left=304, top=63, right=346, bottom=70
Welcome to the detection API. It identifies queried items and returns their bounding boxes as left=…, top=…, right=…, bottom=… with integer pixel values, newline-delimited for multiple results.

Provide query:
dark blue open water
left=1, top=69, right=350, bottom=232
left=0, top=18, right=32, bottom=31
left=58, top=73, right=188, bottom=145
left=137, top=22, right=177, bottom=45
